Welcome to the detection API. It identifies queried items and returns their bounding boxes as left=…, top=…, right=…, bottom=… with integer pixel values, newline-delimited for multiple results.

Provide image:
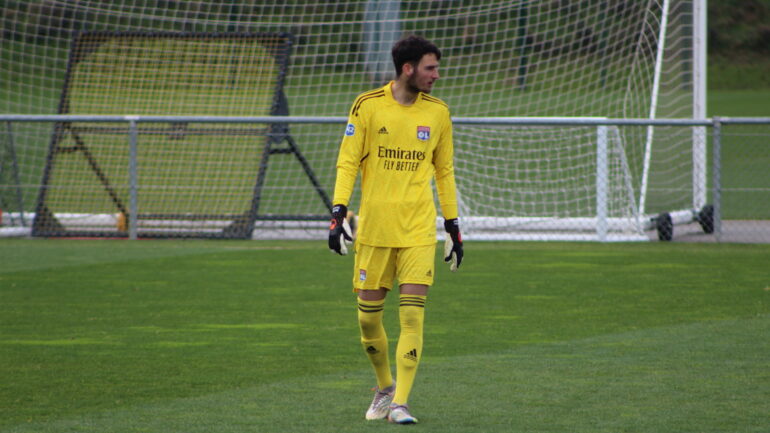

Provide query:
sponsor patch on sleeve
left=345, top=123, right=356, bottom=136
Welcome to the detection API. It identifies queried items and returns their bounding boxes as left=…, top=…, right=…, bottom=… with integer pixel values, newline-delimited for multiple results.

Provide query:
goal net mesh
left=0, top=1, right=699, bottom=240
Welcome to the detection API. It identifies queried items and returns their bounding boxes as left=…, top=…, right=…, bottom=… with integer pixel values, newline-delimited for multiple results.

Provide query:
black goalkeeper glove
left=328, top=204, right=353, bottom=255
left=443, top=218, right=463, bottom=272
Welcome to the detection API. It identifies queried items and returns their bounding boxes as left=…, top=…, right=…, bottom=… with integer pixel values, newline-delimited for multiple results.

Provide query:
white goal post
left=0, top=1, right=707, bottom=241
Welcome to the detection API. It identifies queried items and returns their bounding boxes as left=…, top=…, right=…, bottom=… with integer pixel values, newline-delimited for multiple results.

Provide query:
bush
left=709, top=0, right=770, bottom=57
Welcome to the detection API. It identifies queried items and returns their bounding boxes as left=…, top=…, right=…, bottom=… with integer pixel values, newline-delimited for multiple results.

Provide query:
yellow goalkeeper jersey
left=333, top=82, right=458, bottom=247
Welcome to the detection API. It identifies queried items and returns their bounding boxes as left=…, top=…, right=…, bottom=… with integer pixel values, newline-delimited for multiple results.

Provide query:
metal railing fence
left=1, top=115, right=769, bottom=242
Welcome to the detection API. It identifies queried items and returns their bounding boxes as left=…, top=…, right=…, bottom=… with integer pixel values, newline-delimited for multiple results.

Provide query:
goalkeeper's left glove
left=443, top=218, right=463, bottom=272
left=328, top=204, right=353, bottom=255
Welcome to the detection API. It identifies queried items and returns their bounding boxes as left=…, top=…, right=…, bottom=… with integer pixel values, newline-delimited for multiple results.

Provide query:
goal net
left=0, top=1, right=705, bottom=240
left=455, top=122, right=646, bottom=241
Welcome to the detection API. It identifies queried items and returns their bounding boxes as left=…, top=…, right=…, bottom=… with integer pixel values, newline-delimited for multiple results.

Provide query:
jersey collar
left=386, top=81, right=422, bottom=107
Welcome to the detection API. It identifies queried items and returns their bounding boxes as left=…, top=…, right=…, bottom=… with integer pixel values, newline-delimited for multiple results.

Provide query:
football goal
left=0, top=1, right=707, bottom=241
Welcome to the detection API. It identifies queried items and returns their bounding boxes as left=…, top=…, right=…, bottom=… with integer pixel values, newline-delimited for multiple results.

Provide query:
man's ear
left=402, top=61, right=414, bottom=77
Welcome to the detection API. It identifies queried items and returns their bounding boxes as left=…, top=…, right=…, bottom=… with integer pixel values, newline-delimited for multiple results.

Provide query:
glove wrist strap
left=444, top=218, right=461, bottom=243
left=331, top=204, right=347, bottom=222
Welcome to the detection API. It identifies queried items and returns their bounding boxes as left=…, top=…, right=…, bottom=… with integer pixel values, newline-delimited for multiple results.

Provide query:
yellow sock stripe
left=358, top=299, right=385, bottom=313
left=399, top=295, right=426, bottom=308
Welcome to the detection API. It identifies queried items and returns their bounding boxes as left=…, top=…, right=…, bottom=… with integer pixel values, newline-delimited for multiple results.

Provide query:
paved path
left=648, top=220, right=770, bottom=243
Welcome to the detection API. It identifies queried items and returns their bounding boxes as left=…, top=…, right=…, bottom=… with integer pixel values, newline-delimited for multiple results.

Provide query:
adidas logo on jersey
left=403, top=348, right=418, bottom=362
left=378, top=126, right=388, bottom=134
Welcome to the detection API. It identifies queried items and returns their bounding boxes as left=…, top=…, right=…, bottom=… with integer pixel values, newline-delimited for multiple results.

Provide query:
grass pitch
left=1, top=239, right=768, bottom=432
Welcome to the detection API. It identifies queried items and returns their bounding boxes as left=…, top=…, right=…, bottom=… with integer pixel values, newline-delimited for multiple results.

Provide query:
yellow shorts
left=353, top=243, right=436, bottom=292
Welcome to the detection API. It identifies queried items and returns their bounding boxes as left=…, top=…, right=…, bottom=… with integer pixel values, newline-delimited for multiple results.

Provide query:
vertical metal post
left=4, top=121, right=27, bottom=226
left=364, top=0, right=401, bottom=83
left=596, top=125, right=609, bottom=242
left=693, top=1, right=708, bottom=124
left=598, top=0, right=610, bottom=88
left=692, top=0, right=708, bottom=209
left=517, top=0, right=530, bottom=90
left=128, top=119, right=139, bottom=240
left=692, top=124, right=708, bottom=209
left=711, top=117, right=722, bottom=240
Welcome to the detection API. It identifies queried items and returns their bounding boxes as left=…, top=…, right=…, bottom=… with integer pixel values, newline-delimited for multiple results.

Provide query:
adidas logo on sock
left=378, top=126, right=388, bottom=134
left=403, top=348, right=418, bottom=361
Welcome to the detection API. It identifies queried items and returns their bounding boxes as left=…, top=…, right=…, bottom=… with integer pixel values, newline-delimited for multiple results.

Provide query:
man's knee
left=398, top=294, right=426, bottom=331
left=358, top=287, right=388, bottom=301
left=357, top=297, right=385, bottom=336
left=399, top=283, right=428, bottom=296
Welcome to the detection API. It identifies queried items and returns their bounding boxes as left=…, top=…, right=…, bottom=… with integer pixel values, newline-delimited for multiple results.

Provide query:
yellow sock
left=357, top=298, right=393, bottom=390
left=393, top=295, right=426, bottom=405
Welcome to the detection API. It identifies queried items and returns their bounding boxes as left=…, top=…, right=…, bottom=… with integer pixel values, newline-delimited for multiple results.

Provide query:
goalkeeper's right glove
left=443, top=218, right=463, bottom=272
left=328, top=204, right=353, bottom=255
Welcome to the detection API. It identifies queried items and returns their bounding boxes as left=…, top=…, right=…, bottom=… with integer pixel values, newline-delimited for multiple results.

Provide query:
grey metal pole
left=596, top=125, right=608, bottom=242
left=4, top=121, right=26, bottom=226
left=711, top=117, right=722, bottom=240
left=128, top=119, right=139, bottom=240
left=517, top=0, right=530, bottom=90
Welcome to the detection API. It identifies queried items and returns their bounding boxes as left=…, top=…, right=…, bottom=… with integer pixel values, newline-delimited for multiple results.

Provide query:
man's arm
left=433, top=115, right=463, bottom=270
left=433, top=117, right=458, bottom=220
left=329, top=109, right=366, bottom=255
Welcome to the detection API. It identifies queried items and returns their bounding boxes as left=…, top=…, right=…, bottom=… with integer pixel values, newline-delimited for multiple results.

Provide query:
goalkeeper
left=328, top=35, right=463, bottom=425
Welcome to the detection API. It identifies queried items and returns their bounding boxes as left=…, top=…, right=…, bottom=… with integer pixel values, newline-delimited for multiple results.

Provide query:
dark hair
left=391, top=35, right=442, bottom=77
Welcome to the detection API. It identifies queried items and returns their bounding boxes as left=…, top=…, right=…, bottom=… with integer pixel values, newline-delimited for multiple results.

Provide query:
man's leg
left=354, top=245, right=399, bottom=420
left=358, top=287, right=396, bottom=420
left=358, top=287, right=393, bottom=390
left=393, top=283, right=428, bottom=406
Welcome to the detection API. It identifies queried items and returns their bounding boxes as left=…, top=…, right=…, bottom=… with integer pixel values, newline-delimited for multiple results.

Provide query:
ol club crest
left=417, top=126, right=430, bottom=141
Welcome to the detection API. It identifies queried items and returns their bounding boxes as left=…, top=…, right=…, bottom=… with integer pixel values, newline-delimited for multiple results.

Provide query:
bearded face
left=405, top=53, right=440, bottom=94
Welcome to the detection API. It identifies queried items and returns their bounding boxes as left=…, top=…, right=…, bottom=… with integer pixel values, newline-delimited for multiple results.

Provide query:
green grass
left=1, top=239, right=768, bottom=432
left=709, top=90, right=770, bottom=117
left=708, top=57, right=770, bottom=92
